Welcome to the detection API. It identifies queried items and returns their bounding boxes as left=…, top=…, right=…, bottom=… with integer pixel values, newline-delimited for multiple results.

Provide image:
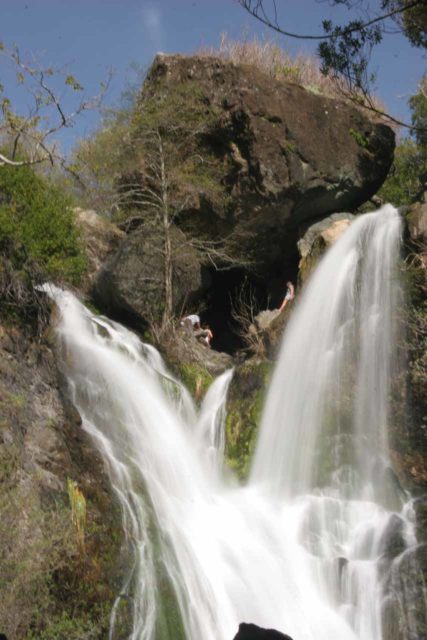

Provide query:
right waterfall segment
left=251, top=204, right=425, bottom=639
left=250, top=204, right=403, bottom=502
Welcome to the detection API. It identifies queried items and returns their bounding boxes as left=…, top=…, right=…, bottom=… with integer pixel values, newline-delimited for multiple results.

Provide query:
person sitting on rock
left=180, top=314, right=201, bottom=331
left=278, top=281, right=295, bottom=313
left=194, top=325, right=213, bottom=348
left=202, top=325, right=213, bottom=347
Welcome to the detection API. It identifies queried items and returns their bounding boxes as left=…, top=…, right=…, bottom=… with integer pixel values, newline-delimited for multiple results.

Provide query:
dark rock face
left=146, top=55, right=394, bottom=231
left=233, top=622, right=293, bottom=640
left=93, top=225, right=207, bottom=328
left=93, top=54, right=394, bottom=336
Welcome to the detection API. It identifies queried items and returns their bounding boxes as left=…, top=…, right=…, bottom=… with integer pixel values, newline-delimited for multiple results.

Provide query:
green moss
left=388, top=257, right=427, bottom=491
left=225, top=360, right=271, bottom=480
left=349, top=128, right=369, bottom=148
left=176, top=362, right=213, bottom=402
left=154, top=561, right=186, bottom=640
left=25, top=607, right=111, bottom=640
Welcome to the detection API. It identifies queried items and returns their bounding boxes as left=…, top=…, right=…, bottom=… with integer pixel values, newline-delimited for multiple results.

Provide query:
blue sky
left=1, top=0, right=425, bottom=153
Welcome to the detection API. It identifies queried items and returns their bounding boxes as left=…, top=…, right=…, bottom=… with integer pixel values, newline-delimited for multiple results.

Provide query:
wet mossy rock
left=0, top=321, right=128, bottom=640
left=225, top=359, right=272, bottom=480
left=163, top=326, right=233, bottom=401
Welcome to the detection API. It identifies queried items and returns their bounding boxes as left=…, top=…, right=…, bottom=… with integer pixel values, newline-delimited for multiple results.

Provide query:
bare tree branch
left=0, top=43, right=112, bottom=167
left=237, top=0, right=424, bottom=41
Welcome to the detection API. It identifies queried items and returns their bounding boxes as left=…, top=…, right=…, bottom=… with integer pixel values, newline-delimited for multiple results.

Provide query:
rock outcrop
left=93, top=225, right=207, bottom=328
left=233, top=622, right=293, bottom=640
left=93, top=54, right=394, bottom=336
left=0, top=320, right=128, bottom=639
left=297, top=212, right=355, bottom=283
left=389, top=200, right=427, bottom=493
left=144, top=55, right=394, bottom=231
left=74, top=207, right=125, bottom=291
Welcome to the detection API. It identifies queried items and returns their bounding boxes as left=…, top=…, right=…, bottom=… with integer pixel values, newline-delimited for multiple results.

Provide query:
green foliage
left=67, top=478, right=87, bottom=549
left=72, top=108, right=135, bottom=212
left=349, top=127, right=369, bottom=148
left=409, top=75, right=427, bottom=151
left=25, top=609, right=109, bottom=640
left=0, top=164, right=86, bottom=284
left=400, top=1, right=427, bottom=48
left=176, top=362, right=213, bottom=403
left=378, top=80, right=427, bottom=207
left=225, top=361, right=271, bottom=480
left=378, top=138, right=427, bottom=206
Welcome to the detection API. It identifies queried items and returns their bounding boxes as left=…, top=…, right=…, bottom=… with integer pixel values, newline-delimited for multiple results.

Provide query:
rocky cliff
left=93, top=54, right=395, bottom=341
left=0, top=320, right=129, bottom=639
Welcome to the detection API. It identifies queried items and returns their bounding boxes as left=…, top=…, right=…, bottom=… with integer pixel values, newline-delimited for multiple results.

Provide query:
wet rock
left=164, top=325, right=233, bottom=393
left=378, top=513, right=406, bottom=559
left=414, top=496, right=427, bottom=543
left=383, top=543, right=427, bottom=640
left=390, top=204, right=427, bottom=493
left=233, top=622, right=293, bottom=640
left=225, top=359, right=271, bottom=479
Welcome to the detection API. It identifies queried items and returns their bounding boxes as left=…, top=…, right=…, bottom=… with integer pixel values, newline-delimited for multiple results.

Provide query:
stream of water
left=48, top=205, right=423, bottom=639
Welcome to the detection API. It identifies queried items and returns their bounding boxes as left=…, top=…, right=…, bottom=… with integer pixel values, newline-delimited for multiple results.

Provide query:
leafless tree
left=230, top=277, right=267, bottom=356
left=0, top=42, right=111, bottom=168
left=117, top=118, right=256, bottom=333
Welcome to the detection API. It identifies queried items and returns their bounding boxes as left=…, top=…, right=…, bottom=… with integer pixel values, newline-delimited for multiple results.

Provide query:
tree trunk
left=163, top=226, right=173, bottom=327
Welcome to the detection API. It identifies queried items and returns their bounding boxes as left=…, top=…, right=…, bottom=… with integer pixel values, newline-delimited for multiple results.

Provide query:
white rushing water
left=48, top=205, right=422, bottom=640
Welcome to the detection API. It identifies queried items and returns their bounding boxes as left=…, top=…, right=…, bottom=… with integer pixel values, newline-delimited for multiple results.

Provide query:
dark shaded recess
left=200, top=247, right=299, bottom=355
left=233, top=622, right=293, bottom=640
left=201, top=268, right=257, bottom=353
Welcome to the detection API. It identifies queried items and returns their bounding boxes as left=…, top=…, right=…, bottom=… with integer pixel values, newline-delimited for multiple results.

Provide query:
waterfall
left=47, top=204, right=422, bottom=640
left=251, top=204, right=402, bottom=501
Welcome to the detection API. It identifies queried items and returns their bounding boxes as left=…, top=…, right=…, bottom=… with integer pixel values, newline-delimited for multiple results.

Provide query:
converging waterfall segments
left=44, top=205, right=423, bottom=640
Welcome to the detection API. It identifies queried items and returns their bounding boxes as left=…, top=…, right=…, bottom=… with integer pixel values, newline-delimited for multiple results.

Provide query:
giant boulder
left=94, top=54, right=395, bottom=335
left=138, top=54, right=394, bottom=265
left=93, top=224, right=207, bottom=328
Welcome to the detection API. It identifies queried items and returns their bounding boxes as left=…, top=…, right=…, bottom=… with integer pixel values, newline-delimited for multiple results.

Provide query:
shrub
left=378, top=138, right=427, bottom=206
left=0, top=164, right=86, bottom=285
